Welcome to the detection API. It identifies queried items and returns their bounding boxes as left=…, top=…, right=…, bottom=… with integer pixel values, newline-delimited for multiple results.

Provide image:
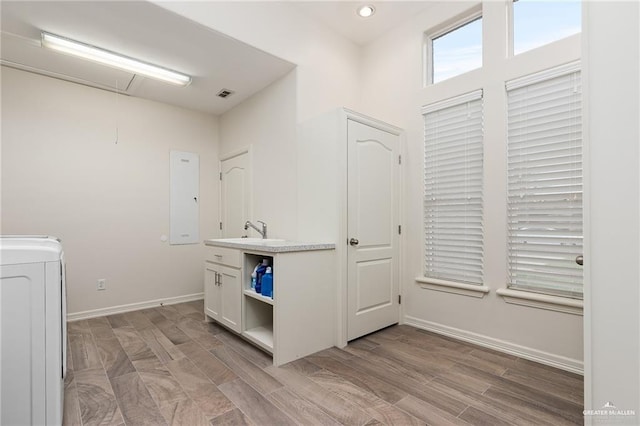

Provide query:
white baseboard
left=404, top=315, right=584, bottom=375
left=67, top=293, right=204, bottom=322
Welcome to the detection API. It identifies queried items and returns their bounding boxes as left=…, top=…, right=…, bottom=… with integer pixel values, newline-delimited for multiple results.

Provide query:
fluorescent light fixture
left=357, top=5, right=375, bottom=18
left=41, top=32, right=191, bottom=86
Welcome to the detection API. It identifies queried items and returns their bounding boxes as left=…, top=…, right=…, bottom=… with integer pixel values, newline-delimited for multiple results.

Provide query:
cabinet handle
left=215, top=272, right=220, bottom=286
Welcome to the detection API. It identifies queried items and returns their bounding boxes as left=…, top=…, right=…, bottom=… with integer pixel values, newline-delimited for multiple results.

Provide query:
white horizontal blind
left=506, top=64, right=583, bottom=298
left=423, top=90, right=484, bottom=285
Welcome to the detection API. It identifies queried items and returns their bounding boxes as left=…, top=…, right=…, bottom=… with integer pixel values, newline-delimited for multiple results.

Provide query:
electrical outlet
left=97, top=279, right=106, bottom=291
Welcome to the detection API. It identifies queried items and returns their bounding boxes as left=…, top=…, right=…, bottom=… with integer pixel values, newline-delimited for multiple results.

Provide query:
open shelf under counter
left=243, top=325, right=273, bottom=353
left=204, top=237, right=336, bottom=366
left=243, top=289, right=274, bottom=305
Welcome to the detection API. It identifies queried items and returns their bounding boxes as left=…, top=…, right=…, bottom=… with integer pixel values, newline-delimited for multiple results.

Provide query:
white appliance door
left=1, top=262, right=46, bottom=425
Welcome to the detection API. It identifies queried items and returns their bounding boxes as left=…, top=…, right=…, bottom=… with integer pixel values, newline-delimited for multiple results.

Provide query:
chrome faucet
left=244, top=220, right=267, bottom=239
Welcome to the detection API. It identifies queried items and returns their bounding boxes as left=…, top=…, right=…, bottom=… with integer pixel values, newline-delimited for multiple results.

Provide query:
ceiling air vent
left=217, top=89, right=235, bottom=99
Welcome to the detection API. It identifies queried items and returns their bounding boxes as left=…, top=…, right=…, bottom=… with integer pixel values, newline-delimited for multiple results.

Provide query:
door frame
left=337, top=109, right=405, bottom=347
left=219, top=146, right=253, bottom=238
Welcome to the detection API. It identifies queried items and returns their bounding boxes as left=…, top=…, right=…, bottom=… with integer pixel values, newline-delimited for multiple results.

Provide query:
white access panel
left=170, top=151, right=200, bottom=244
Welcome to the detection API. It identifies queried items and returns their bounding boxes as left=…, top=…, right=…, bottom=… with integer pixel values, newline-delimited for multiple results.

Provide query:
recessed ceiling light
left=357, top=5, right=376, bottom=18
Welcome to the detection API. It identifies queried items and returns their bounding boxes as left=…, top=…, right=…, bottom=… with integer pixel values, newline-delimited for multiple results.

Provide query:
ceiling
left=0, top=1, right=295, bottom=115
left=0, top=1, right=434, bottom=115
left=292, top=1, right=435, bottom=46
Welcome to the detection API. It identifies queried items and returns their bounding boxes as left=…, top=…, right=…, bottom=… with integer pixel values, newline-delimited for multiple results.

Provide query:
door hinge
left=219, top=172, right=222, bottom=181
left=398, top=225, right=401, bottom=235
left=219, top=222, right=222, bottom=230
left=398, top=155, right=402, bottom=165
left=398, top=295, right=402, bottom=304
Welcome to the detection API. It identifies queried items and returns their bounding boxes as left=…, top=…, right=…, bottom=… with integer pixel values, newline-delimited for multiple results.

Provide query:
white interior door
left=220, top=150, right=251, bottom=238
left=347, top=119, right=401, bottom=341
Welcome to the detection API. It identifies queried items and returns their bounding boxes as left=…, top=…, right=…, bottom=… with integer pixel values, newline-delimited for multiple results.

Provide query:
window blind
left=506, top=62, right=583, bottom=298
left=423, top=90, right=484, bottom=285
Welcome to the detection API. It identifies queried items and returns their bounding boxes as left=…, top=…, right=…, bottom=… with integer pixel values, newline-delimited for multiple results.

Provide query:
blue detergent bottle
left=255, top=259, right=268, bottom=294
left=261, top=267, right=273, bottom=298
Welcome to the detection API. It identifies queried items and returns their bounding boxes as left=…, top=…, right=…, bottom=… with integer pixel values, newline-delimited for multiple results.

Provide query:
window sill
left=496, top=288, right=583, bottom=316
left=415, top=277, right=490, bottom=298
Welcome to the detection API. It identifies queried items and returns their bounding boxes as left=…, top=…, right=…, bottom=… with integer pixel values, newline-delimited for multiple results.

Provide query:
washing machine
left=0, top=236, right=66, bottom=425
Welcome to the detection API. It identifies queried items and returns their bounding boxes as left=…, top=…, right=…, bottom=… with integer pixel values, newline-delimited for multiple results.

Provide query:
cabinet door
left=204, top=264, right=221, bottom=321
left=219, top=265, right=241, bottom=333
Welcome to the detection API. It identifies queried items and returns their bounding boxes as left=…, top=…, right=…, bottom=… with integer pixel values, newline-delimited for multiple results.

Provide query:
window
left=506, top=63, right=582, bottom=299
left=423, top=90, right=484, bottom=285
left=428, top=15, right=483, bottom=84
left=512, top=0, right=581, bottom=55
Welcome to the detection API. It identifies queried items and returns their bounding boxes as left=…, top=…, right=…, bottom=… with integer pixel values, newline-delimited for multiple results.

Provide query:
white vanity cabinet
left=204, top=239, right=336, bottom=366
left=204, top=246, right=241, bottom=333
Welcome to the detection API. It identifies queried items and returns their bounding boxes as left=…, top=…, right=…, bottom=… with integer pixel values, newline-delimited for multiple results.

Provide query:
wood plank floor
left=64, top=300, right=584, bottom=426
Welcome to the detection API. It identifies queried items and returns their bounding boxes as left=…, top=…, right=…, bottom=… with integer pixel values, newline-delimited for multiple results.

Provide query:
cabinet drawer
left=206, top=246, right=241, bottom=268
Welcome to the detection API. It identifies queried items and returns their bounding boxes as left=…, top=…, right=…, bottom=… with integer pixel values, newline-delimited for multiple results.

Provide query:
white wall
left=584, top=1, right=640, bottom=422
left=164, top=1, right=586, bottom=370
left=0, top=2, right=358, bottom=318
left=155, top=1, right=361, bottom=123
left=358, top=1, right=583, bottom=371
left=0, top=1, right=600, bottom=376
left=218, top=71, right=298, bottom=240
left=157, top=1, right=362, bottom=242
left=1, top=67, right=219, bottom=316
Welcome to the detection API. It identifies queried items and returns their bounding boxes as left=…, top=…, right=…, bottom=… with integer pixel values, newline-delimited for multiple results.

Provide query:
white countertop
left=204, top=238, right=335, bottom=253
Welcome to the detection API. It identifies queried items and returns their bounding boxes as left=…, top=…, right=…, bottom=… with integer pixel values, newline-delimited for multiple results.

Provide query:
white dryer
left=0, top=236, right=66, bottom=426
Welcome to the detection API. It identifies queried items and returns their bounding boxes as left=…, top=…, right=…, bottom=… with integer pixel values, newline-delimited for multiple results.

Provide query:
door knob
left=349, top=238, right=359, bottom=246
left=576, top=255, right=584, bottom=266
